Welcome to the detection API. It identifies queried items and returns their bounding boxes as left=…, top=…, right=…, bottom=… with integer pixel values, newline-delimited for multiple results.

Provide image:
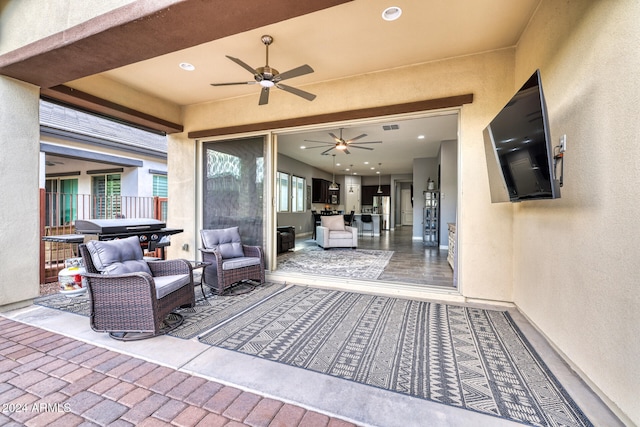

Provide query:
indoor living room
left=273, top=112, right=458, bottom=291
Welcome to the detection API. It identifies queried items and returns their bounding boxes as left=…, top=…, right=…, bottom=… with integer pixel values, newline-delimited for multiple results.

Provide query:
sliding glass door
left=202, top=137, right=265, bottom=247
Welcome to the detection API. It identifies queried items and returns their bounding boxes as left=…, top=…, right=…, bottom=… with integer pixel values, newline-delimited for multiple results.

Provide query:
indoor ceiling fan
left=303, top=128, right=382, bottom=155
left=210, top=35, right=316, bottom=106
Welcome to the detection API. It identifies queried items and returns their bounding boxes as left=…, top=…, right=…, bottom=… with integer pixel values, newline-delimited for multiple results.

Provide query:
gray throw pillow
left=86, top=236, right=152, bottom=275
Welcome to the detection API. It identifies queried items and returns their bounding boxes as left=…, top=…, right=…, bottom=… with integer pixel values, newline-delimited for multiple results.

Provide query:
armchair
left=315, top=215, right=358, bottom=249
left=79, top=236, right=195, bottom=341
left=277, top=226, right=295, bottom=253
left=200, top=227, right=265, bottom=295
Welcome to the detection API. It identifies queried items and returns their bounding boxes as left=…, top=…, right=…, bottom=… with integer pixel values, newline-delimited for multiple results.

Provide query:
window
left=276, top=172, right=306, bottom=213
left=45, top=178, right=78, bottom=226
left=276, top=171, right=289, bottom=212
left=92, top=173, right=121, bottom=218
left=152, top=175, right=168, bottom=197
left=291, top=175, right=306, bottom=213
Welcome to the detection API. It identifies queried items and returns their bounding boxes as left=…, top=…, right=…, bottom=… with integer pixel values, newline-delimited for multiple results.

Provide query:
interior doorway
left=401, top=189, right=413, bottom=226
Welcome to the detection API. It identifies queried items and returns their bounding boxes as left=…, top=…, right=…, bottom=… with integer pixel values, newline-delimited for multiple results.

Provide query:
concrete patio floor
left=1, top=281, right=624, bottom=427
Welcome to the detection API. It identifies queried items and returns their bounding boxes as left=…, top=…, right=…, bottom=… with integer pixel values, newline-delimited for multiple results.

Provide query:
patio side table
left=189, top=261, right=211, bottom=300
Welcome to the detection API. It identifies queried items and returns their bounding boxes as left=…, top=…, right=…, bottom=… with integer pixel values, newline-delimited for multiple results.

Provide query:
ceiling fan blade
left=328, top=132, right=341, bottom=142
left=226, top=55, right=258, bottom=76
left=343, top=148, right=351, bottom=154
left=348, top=145, right=374, bottom=150
left=349, top=141, right=382, bottom=145
left=320, top=147, right=335, bottom=155
left=211, top=81, right=257, bottom=86
left=344, top=133, right=368, bottom=143
left=258, top=87, right=270, bottom=105
left=303, top=140, right=335, bottom=145
left=276, top=64, right=314, bottom=81
left=303, top=145, right=335, bottom=149
left=276, top=83, right=316, bottom=101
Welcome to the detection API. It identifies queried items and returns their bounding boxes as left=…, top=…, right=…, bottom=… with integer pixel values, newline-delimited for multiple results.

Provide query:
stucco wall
left=0, top=77, right=40, bottom=308
left=0, top=0, right=136, bottom=54
left=512, top=1, right=640, bottom=423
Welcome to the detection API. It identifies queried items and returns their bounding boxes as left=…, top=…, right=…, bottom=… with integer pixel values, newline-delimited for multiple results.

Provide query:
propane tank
left=59, top=258, right=87, bottom=295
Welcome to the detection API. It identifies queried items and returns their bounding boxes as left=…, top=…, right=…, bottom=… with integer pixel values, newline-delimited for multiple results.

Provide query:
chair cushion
left=321, top=215, right=345, bottom=231
left=153, top=274, right=191, bottom=299
left=200, top=227, right=244, bottom=259
left=329, top=230, right=354, bottom=240
left=222, top=256, right=261, bottom=271
left=86, top=236, right=152, bottom=276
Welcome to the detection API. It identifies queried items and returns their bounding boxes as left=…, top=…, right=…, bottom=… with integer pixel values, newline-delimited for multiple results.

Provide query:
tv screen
left=483, top=69, right=560, bottom=203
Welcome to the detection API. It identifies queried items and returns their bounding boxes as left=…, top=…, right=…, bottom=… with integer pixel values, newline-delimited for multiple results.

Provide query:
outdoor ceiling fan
left=210, top=35, right=316, bottom=106
left=303, top=128, right=382, bottom=155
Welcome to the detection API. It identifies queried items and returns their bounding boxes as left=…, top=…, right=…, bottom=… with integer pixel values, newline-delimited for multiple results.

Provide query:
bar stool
left=359, top=214, right=374, bottom=237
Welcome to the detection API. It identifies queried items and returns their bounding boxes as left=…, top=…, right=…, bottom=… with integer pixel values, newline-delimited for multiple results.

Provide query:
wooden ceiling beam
left=188, top=94, right=474, bottom=139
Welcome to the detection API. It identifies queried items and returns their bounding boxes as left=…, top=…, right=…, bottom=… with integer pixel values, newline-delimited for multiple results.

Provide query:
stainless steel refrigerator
left=373, top=196, right=390, bottom=230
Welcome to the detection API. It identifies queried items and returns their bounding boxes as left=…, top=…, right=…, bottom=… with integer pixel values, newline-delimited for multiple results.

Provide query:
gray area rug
left=277, top=246, right=393, bottom=279
left=33, top=282, right=287, bottom=339
left=199, top=286, right=593, bottom=427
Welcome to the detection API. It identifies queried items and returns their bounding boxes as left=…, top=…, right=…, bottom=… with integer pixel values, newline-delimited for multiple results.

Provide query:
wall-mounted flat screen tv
left=483, top=69, right=560, bottom=203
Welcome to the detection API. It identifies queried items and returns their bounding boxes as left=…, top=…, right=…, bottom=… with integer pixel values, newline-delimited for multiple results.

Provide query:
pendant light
left=329, top=154, right=339, bottom=190
left=348, top=164, right=354, bottom=193
left=377, top=163, right=383, bottom=194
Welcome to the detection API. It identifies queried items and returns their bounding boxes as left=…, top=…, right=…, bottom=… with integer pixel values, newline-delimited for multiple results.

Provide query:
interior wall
left=276, top=153, right=328, bottom=235
left=512, top=1, right=640, bottom=424
left=439, top=140, right=458, bottom=248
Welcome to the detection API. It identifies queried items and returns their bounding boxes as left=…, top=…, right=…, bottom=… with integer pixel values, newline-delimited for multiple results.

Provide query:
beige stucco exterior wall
left=0, top=0, right=136, bottom=54
left=179, top=49, right=518, bottom=303
left=0, top=76, right=40, bottom=308
left=511, top=1, right=640, bottom=424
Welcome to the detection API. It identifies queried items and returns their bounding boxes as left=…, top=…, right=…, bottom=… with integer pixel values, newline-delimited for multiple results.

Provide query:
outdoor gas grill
left=74, top=219, right=183, bottom=257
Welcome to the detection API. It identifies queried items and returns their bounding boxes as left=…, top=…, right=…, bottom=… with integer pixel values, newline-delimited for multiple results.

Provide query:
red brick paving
left=0, top=317, right=359, bottom=426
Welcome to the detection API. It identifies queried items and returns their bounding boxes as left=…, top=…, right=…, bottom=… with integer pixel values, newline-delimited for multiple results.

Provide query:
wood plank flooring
left=288, top=225, right=455, bottom=289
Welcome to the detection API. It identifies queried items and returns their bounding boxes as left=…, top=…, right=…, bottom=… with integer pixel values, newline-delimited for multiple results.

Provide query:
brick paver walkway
left=0, top=317, right=358, bottom=427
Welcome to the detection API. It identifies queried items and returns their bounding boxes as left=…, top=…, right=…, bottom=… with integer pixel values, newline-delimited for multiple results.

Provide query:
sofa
left=315, top=215, right=358, bottom=249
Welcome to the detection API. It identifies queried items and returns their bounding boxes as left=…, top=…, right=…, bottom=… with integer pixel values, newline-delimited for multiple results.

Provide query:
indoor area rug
left=276, top=246, right=393, bottom=280
left=33, top=282, right=287, bottom=340
left=199, top=286, right=593, bottom=427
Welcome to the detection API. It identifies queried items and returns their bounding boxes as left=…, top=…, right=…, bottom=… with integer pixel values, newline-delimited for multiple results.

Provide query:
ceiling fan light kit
left=211, top=35, right=316, bottom=106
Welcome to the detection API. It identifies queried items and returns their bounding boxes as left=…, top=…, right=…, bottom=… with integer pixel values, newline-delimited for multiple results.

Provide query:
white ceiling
left=70, top=0, right=540, bottom=175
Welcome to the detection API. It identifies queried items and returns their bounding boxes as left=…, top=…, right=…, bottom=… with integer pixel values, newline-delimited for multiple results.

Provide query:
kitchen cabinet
left=312, top=178, right=340, bottom=204
left=361, top=185, right=390, bottom=205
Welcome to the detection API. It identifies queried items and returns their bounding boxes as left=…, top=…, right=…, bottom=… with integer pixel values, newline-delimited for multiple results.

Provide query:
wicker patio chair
left=199, top=227, right=265, bottom=295
left=79, top=236, right=195, bottom=341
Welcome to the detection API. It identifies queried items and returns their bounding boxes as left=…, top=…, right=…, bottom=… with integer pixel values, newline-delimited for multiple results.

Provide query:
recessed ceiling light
left=364, top=161, right=369, bottom=165
left=418, top=135, right=425, bottom=139
left=382, top=6, right=402, bottom=21
left=179, top=62, right=195, bottom=71
left=300, top=145, right=306, bottom=149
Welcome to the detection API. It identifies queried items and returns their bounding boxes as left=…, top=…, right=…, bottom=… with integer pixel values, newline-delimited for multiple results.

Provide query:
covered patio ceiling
left=1, top=0, right=540, bottom=174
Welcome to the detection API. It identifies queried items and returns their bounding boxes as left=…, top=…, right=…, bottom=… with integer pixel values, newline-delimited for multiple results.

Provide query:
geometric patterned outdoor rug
left=33, top=282, right=287, bottom=340
left=277, top=246, right=394, bottom=280
left=199, top=286, right=594, bottom=426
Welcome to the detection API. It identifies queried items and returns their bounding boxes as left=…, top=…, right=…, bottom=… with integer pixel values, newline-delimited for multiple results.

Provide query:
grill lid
left=75, top=218, right=166, bottom=234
